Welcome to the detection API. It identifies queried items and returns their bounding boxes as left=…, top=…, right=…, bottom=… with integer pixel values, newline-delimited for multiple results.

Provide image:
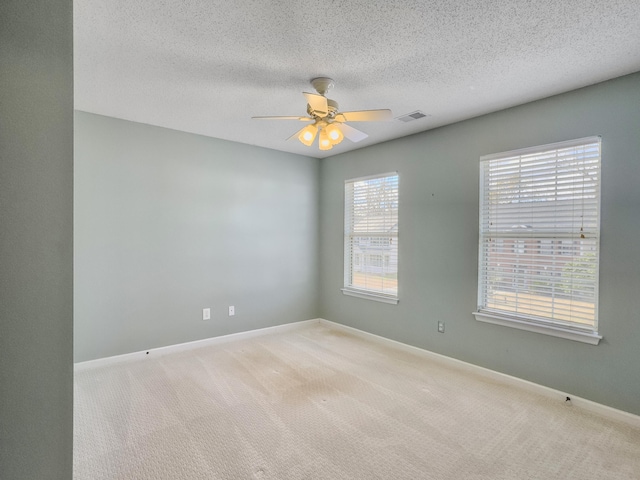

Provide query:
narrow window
left=343, top=172, right=399, bottom=304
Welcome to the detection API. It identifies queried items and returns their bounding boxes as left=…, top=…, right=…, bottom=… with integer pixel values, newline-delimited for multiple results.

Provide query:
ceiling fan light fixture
left=318, top=129, right=333, bottom=150
left=253, top=78, right=389, bottom=150
left=298, top=124, right=318, bottom=146
left=325, top=123, right=344, bottom=145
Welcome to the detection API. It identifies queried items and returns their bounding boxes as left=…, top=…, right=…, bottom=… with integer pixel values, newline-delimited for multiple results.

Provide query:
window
left=343, top=172, right=399, bottom=303
left=539, top=239, right=553, bottom=256
left=474, top=137, right=601, bottom=344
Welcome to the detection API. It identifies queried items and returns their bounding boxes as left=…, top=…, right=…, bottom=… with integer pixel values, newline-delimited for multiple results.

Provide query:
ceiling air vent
left=396, top=111, right=429, bottom=123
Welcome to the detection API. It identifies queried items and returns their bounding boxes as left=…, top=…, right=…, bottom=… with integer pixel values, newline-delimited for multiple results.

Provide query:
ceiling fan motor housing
left=307, top=98, right=339, bottom=118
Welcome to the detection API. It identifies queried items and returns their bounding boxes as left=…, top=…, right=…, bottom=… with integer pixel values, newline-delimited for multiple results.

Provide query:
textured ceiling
left=74, top=0, right=640, bottom=159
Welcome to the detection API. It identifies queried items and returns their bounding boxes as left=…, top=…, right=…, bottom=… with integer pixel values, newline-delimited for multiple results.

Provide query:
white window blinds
left=477, top=137, right=601, bottom=335
left=344, top=173, right=399, bottom=302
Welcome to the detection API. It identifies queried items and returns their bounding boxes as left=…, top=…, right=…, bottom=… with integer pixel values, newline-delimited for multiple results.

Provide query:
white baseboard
left=318, top=318, right=640, bottom=428
left=74, top=319, right=321, bottom=372
left=74, top=316, right=640, bottom=427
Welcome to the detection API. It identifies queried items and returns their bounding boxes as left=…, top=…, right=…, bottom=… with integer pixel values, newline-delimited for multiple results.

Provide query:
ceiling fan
left=252, top=77, right=392, bottom=151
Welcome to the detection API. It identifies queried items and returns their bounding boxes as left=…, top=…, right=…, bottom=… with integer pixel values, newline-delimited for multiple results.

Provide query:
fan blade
left=252, top=116, right=313, bottom=121
left=303, top=92, right=329, bottom=117
left=335, top=109, right=392, bottom=122
left=336, top=123, right=368, bottom=143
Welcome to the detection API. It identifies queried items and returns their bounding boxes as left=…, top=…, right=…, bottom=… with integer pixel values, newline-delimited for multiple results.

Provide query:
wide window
left=474, top=137, right=602, bottom=344
left=343, top=172, right=399, bottom=304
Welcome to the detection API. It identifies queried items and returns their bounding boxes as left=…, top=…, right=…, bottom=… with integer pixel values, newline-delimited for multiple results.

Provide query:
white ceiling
left=74, top=0, right=640, bottom=159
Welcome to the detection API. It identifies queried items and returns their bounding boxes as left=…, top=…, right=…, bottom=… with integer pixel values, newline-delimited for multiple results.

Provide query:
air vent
left=396, top=111, right=429, bottom=123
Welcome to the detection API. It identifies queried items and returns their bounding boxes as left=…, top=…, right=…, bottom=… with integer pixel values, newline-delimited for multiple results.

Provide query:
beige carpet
left=74, top=323, right=640, bottom=479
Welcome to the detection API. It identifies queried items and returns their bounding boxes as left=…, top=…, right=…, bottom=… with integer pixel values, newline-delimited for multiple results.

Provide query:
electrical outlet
left=228, top=306, right=235, bottom=316
left=202, top=308, right=211, bottom=321
left=437, top=321, right=445, bottom=333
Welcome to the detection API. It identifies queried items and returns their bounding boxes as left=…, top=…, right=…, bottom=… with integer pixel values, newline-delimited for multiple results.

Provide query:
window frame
left=342, top=172, right=399, bottom=304
left=473, top=137, right=602, bottom=345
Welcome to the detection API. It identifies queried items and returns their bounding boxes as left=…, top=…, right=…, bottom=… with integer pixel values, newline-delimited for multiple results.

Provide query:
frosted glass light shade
left=325, top=123, right=344, bottom=145
left=298, top=124, right=318, bottom=146
left=319, top=129, right=333, bottom=150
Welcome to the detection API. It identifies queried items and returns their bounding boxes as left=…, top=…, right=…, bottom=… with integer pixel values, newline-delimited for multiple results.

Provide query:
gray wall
left=74, top=112, right=319, bottom=362
left=0, top=1, right=74, bottom=478
left=319, top=72, right=640, bottom=415
left=75, top=74, right=639, bottom=415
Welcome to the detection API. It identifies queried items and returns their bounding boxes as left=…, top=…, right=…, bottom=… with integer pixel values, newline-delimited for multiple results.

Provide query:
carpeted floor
left=74, top=323, right=640, bottom=479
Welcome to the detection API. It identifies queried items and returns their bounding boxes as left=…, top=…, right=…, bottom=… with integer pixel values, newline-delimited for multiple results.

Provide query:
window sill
left=473, top=311, right=602, bottom=345
left=341, top=288, right=399, bottom=305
